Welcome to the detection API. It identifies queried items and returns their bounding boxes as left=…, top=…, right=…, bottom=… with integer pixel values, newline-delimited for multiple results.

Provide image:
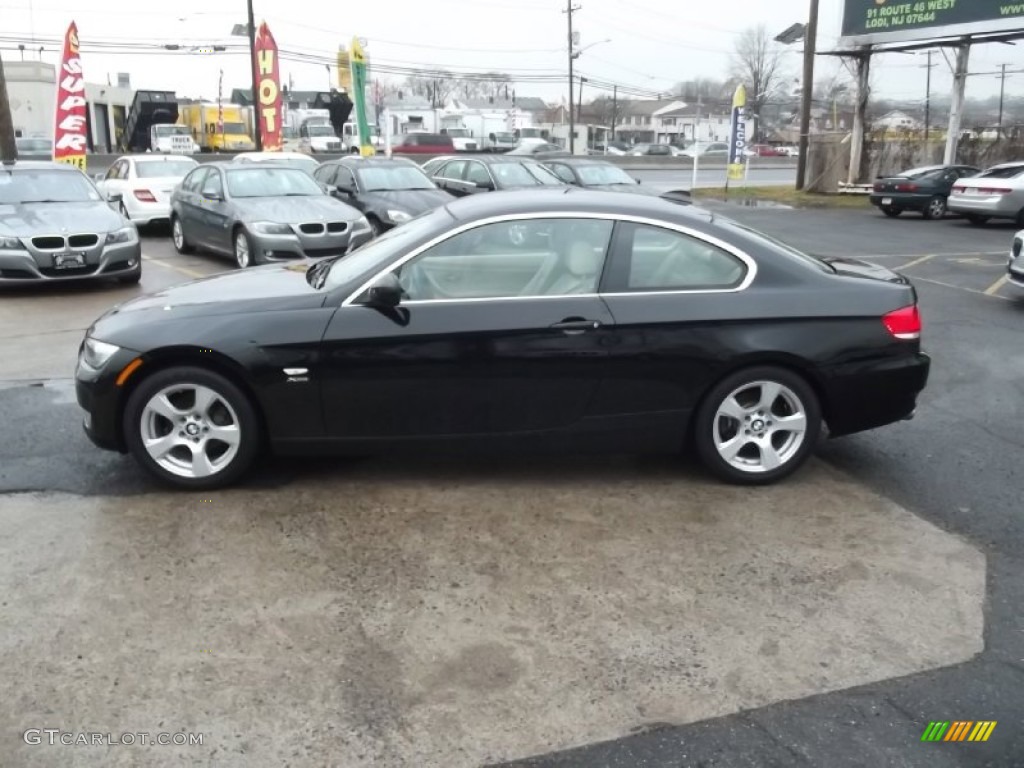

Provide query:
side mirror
left=202, top=192, right=223, bottom=202
left=107, top=192, right=124, bottom=204
left=362, top=272, right=402, bottom=308
left=93, top=173, right=105, bottom=182
left=475, top=179, right=495, bottom=191
left=335, top=183, right=353, bottom=196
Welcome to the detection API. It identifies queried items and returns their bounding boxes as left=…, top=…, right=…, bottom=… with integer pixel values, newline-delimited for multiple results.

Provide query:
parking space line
left=142, top=255, right=206, bottom=280
left=984, top=275, right=1010, bottom=296
left=909, top=275, right=1012, bottom=301
left=895, top=254, right=936, bottom=271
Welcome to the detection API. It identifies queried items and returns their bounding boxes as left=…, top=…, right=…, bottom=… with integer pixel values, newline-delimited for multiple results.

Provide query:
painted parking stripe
left=895, top=254, right=936, bottom=270
left=142, top=255, right=207, bottom=279
left=906, top=274, right=1013, bottom=301
left=984, top=275, right=1010, bottom=296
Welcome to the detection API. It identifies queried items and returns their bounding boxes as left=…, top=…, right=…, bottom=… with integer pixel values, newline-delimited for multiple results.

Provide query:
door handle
left=550, top=318, right=602, bottom=333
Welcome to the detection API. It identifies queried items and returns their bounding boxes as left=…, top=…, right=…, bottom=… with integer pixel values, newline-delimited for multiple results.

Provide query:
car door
left=593, top=220, right=756, bottom=447
left=175, top=167, right=209, bottom=244
left=318, top=216, right=617, bottom=441
left=462, top=160, right=495, bottom=194
left=197, top=168, right=232, bottom=252
left=433, top=160, right=471, bottom=196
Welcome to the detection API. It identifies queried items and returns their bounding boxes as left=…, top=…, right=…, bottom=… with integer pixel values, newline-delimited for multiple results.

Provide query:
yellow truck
left=179, top=103, right=256, bottom=153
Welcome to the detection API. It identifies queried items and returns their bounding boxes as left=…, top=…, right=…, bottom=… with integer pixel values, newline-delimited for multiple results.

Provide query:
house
left=874, top=109, right=923, bottom=131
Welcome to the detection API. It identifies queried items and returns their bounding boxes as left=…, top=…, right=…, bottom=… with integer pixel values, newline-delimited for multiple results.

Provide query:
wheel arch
left=114, top=346, right=268, bottom=452
left=684, top=352, right=833, bottom=449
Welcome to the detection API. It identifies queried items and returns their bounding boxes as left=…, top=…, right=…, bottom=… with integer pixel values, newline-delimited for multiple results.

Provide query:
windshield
left=154, top=125, right=190, bottom=137
left=524, top=163, right=564, bottom=185
left=445, top=129, right=470, bottom=137
left=223, top=122, right=247, bottom=135
left=0, top=169, right=101, bottom=204
left=356, top=166, right=435, bottom=191
left=576, top=164, right=635, bottom=185
left=15, top=138, right=50, bottom=152
left=322, top=207, right=455, bottom=291
left=307, top=125, right=335, bottom=136
left=225, top=167, right=323, bottom=198
left=135, top=160, right=198, bottom=178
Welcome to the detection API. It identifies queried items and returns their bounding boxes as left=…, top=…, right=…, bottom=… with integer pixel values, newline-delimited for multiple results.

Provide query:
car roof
left=545, top=157, right=617, bottom=166
left=1, top=160, right=78, bottom=171
left=458, top=155, right=547, bottom=165
left=129, top=154, right=199, bottom=163
left=441, top=187, right=713, bottom=224
left=234, top=151, right=312, bottom=160
left=335, top=157, right=417, bottom=167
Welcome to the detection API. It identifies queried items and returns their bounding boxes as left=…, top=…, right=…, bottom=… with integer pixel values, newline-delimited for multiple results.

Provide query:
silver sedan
left=947, top=161, right=1024, bottom=227
left=169, top=162, right=373, bottom=268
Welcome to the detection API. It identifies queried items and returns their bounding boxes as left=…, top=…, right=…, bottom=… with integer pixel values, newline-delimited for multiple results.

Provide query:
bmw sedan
left=76, top=189, right=930, bottom=490
left=542, top=157, right=691, bottom=203
left=170, top=162, right=372, bottom=268
left=1, top=160, right=141, bottom=284
left=426, top=155, right=566, bottom=196
left=94, top=154, right=200, bottom=227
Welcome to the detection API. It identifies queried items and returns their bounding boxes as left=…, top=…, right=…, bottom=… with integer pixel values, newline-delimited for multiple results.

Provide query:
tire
left=350, top=146, right=360, bottom=155
left=923, top=195, right=947, bottom=220
left=123, top=366, right=260, bottom=490
left=171, top=216, right=194, bottom=254
left=1016, top=208, right=1024, bottom=228
left=881, top=206, right=901, bottom=218
left=233, top=227, right=255, bottom=268
left=966, top=215, right=990, bottom=226
left=693, top=366, right=822, bottom=485
left=367, top=216, right=383, bottom=237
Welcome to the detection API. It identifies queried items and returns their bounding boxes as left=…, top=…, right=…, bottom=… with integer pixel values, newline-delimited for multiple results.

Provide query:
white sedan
left=94, top=155, right=200, bottom=227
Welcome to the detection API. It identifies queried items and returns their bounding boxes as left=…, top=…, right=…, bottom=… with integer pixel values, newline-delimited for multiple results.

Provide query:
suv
left=391, top=133, right=457, bottom=155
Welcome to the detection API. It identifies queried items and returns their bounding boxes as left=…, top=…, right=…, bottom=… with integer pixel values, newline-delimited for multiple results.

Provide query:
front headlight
left=105, top=226, right=138, bottom=245
left=252, top=221, right=293, bottom=235
left=387, top=210, right=412, bottom=223
left=352, top=216, right=371, bottom=232
left=81, top=338, right=120, bottom=369
left=0, top=236, right=21, bottom=249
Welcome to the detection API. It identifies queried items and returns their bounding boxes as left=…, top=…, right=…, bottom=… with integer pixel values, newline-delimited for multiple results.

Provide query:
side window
left=394, top=218, right=613, bottom=301
left=201, top=170, right=223, bottom=197
left=313, top=164, right=335, bottom=184
left=549, top=164, right=576, bottom=184
left=336, top=167, right=356, bottom=189
left=465, top=162, right=491, bottom=186
left=438, top=160, right=466, bottom=180
left=182, top=168, right=207, bottom=192
left=614, top=223, right=747, bottom=291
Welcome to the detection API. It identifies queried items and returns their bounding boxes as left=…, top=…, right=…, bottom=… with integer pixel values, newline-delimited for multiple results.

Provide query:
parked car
left=947, top=161, right=1024, bottom=226
left=541, top=157, right=691, bottom=203
left=314, top=157, right=455, bottom=235
left=94, top=154, right=200, bottom=227
left=750, top=144, right=786, bottom=157
left=169, top=162, right=372, bottom=268
left=231, top=151, right=321, bottom=176
left=14, top=136, right=52, bottom=160
left=76, top=188, right=929, bottom=490
left=489, top=132, right=519, bottom=152
left=390, top=133, right=457, bottom=156
left=1008, top=229, right=1024, bottom=294
left=680, top=142, right=730, bottom=159
left=869, top=164, right=981, bottom=220
left=505, top=139, right=570, bottom=158
left=626, top=143, right=680, bottom=157
left=425, top=155, right=565, bottom=196
left=0, top=160, right=141, bottom=284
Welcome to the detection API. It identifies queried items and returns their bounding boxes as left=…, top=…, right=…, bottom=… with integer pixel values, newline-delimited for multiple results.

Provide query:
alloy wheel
left=172, top=219, right=184, bottom=250
left=235, top=231, right=251, bottom=268
left=139, top=384, right=242, bottom=479
left=926, top=197, right=946, bottom=219
left=711, top=380, right=809, bottom=474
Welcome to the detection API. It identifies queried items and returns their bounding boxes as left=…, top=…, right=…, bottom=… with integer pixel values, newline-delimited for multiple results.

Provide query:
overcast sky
left=1, top=0, right=1018, bottom=106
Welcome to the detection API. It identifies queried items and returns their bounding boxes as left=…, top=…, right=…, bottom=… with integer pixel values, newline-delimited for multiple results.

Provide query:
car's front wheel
left=234, top=228, right=255, bottom=268
left=694, top=366, right=822, bottom=485
left=123, top=366, right=260, bottom=489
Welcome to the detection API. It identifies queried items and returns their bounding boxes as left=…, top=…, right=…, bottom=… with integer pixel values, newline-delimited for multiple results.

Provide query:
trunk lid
left=820, top=256, right=910, bottom=285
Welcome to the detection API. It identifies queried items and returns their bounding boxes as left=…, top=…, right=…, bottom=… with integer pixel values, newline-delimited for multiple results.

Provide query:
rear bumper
left=947, top=196, right=1018, bottom=217
left=869, top=193, right=932, bottom=210
left=822, top=351, right=931, bottom=438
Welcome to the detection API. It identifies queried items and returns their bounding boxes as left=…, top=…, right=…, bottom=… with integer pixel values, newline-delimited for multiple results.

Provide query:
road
left=1, top=207, right=1021, bottom=766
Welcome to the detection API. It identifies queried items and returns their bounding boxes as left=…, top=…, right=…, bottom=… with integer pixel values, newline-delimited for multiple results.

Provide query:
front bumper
left=249, top=224, right=373, bottom=261
left=948, top=195, right=1019, bottom=218
left=75, top=344, right=144, bottom=453
left=0, top=240, right=142, bottom=283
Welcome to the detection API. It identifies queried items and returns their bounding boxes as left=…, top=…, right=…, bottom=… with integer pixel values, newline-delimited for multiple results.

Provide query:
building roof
left=455, top=96, right=548, bottom=112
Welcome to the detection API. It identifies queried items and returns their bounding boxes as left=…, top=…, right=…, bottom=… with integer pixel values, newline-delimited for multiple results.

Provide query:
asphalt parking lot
left=1, top=206, right=1021, bottom=767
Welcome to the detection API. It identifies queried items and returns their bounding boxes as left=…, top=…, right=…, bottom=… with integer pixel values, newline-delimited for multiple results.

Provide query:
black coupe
left=76, top=189, right=930, bottom=490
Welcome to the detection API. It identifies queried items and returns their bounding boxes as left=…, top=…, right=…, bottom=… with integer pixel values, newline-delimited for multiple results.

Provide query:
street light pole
left=246, top=0, right=262, bottom=151
left=795, top=0, right=819, bottom=191
left=0, top=56, right=17, bottom=163
left=565, top=1, right=579, bottom=154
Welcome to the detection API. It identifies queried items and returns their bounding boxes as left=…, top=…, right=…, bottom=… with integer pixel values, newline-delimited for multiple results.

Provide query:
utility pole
left=0, top=55, right=17, bottom=163
left=923, top=50, right=933, bottom=154
left=998, top=63, right=1007, bottom=131
left=577, top=76, right=585, bottom=125
left=246, top=0, right=262, bottom=151
left=795, top=0, right=819, bottom=191
left=564, top=0, right=580, bottom=154
left=609, top=84, right=617, bottom=152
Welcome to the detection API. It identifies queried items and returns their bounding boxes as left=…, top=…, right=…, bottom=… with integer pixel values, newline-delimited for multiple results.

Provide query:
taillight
left=978, top=187, right=1011, bottom=195
left=133, top=189, right=157, bottom=202
left=951, top=185, right=965, bottom=193
left=895, top=183, right=918, bottom=192
left=883, top=305, right=921, bottom=340
left=873, top=182, right=883, bottom=191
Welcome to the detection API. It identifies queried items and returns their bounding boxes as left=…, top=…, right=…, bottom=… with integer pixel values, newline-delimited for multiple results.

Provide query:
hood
left=90, top=263, right=327, bottom=336
left=359, top=188, right=454, bottom=216
left=238, top=195, right=361, bottom=223
left=0, top=200, right=124, bottom=237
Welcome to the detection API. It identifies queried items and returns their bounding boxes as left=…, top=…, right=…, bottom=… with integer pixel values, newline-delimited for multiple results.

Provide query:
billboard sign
left=841, top=0, right=1024, bottom=45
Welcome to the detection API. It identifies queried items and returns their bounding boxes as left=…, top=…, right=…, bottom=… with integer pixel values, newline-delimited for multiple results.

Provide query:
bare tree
left=403, top=72, right=459, bottom=107
left=672, top=78, right=728, bottom=103
left=730, top=25, right=787, bottom=141
left=458, top=72, right=513, bottom=101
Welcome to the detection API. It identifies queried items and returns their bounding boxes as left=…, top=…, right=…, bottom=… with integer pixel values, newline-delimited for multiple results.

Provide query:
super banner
left=53, top=21, right=87, bottom=170
left=254, top=22, right=282, bottom=151
left=726, top=84, right=746, bottom=182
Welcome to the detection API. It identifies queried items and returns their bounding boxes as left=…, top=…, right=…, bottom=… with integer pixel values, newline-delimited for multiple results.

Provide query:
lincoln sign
left=841, top=0, right=1024, bottom=45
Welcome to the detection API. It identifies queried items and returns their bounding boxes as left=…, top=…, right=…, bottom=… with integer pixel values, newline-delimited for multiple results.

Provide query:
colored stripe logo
left=921, top=721, right=996, bottom=742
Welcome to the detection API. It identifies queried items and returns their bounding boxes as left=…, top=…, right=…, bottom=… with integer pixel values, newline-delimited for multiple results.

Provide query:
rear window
left=979, top=165, right=1024, bottom=179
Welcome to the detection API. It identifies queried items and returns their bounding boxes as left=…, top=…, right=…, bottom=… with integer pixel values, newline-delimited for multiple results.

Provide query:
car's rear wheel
left=694, top=366, right=821, bottom=485
left=171, top=216, right=194, bottom=254
left=881, top=206, right=901, bottom=217
left=966, top=215, right=990, bottom=226
left=234, top=228, right=254, bottom=268
left=123, top=366, right=260, bottom=490
left=924, top=195, right=947, bottom=220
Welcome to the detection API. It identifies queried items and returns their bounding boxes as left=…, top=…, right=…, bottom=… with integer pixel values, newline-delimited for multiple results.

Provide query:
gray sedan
left=170, top=162, right=372, bottom=268
left=0, top=160, right=141, bottom=284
